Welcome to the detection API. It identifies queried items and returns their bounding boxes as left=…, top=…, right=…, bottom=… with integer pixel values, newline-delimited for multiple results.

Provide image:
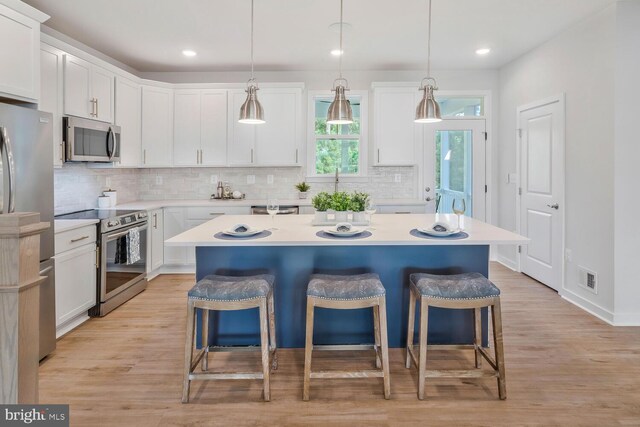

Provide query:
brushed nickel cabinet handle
left=295, top=148, right=298, bottom=163
left=153, top=213, right=158, bottom=229
left=251, top=148, right=254, bottom=163
left=95, top=98, right=99, bottom=118
left=70, top=235, right=89, bottom=243
left=377, top=149, right=380, bottom=163
left=143, top=149, right=146, bottom=164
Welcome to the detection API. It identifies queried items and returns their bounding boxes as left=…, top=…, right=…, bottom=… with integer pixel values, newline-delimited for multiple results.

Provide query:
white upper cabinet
left=0, top=3, right=45, bottom=102
left=115, top=77, right=142, bottom=167
left=200, top=90, right=228, bottom=166
left=373, top=86, right=423, bottom=166
left=39, top=43, right=64, bottom=167
left=141, top=85, right=173, bottom=167
left=228, top=87, right=302, bottom=166
left=63, top=54, right=114, bottom=123
left=173, top=90, right=202, bottom=166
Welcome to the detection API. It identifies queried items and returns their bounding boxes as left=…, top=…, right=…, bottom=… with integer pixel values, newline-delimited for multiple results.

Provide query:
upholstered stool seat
left=406, top=272, right=506, bottom=400
left=188, top=274, right=273, bottom=301
left=303, top=273, right=391, bottom=400
left=411, top=272, right=500, bottom=300
left=307, top=273, right=386, bottom=300
left=182, top=274, right=277, bottom=403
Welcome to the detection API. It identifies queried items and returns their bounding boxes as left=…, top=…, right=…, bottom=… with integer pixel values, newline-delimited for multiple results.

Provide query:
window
left=436, top=96, right=484, bottom=117
left=308, top=91, right=367, bottom=176
left=435, top=130, right=473, bottom=215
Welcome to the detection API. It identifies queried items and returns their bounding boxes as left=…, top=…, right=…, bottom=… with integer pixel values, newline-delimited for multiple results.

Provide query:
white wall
left=497, top=6, right=616, bottom=318
left=613, top=0, right=640, bottom=325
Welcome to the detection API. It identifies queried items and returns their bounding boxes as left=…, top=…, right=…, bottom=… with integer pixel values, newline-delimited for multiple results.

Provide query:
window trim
left=306, top=90, right=369, bottom=180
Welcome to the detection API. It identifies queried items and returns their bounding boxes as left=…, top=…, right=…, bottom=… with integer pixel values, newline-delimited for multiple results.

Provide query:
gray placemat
left=316, top=230, right=372, bottom=240
left=410, top=229, right=469, bottom=240
left=214, top=230, right=272, bottom=240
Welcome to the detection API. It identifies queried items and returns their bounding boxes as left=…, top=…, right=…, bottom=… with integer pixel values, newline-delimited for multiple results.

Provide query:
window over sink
left=307, top=90, right=368, bottom=177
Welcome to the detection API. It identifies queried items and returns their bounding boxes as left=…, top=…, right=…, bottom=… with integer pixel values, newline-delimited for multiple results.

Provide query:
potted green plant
left=295, top=182, right=311, bottom=199
left=350, top=191, right=370, bottom=223
left=330, top=191, right=351, bottom=222
left=311, top=192, right=332, bottom=222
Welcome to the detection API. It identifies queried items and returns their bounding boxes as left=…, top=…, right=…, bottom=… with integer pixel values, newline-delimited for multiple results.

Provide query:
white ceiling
left=25, top=0, right=614, bottom=72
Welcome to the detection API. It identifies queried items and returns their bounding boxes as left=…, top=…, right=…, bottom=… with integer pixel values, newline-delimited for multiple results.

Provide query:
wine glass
left=365, top=200, right=377, bottom=224
left=267, top=199, right=279, bottom=230
left=452, top=198, right=466, bottom=231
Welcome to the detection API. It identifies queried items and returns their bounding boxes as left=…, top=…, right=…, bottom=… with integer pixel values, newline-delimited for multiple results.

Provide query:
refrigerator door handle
left=0, top=126, right=16, bottom=214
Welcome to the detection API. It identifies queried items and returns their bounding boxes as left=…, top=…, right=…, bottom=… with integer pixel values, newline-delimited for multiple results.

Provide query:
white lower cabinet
left=54, top=226, right=97, bottom=337
left=162, top=206, right=251, bottom=269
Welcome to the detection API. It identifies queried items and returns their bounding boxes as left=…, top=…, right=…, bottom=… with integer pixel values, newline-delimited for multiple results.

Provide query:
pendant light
left=415, top=0, right=442, bottom=123
left=327, top=0, right=353, bottom=125
left=239, top=0, right=265, bottom=124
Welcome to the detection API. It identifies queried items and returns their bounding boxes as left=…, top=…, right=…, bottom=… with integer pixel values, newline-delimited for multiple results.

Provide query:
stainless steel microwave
left=63, top=116, right=121, bottom=162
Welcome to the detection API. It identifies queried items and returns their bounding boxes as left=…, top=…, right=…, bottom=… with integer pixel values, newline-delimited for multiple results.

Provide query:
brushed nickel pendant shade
left=239, top=0, right=265, bottom=124
left=327, top=0, right=353, bottom=125
left=415, top=0, right=442, bottom=123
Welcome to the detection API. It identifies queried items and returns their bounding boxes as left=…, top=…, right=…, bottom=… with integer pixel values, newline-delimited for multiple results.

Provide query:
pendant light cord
left=427, top=0, right=432, bottom=78
left=250, top=0, right=255, bottom=81
left=339, top=0, right=344, bottom=79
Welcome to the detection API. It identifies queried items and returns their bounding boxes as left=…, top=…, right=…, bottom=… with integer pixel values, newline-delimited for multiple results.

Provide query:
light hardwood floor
left=39, top=263, right=640, bottom=426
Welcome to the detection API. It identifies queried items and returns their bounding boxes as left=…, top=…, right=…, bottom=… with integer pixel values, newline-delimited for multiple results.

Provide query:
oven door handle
left=104, top=224, right=148, bottom=241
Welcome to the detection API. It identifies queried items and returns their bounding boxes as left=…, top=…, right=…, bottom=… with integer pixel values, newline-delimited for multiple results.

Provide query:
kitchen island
left=166, top=214, right=527, bottom=348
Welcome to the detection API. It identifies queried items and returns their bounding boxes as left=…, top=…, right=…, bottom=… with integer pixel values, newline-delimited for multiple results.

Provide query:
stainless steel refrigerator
left=0, top=102, right=56, bottom=360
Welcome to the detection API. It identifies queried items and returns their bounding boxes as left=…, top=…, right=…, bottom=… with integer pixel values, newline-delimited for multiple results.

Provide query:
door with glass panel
left=423, top=119, right=486, bottom=221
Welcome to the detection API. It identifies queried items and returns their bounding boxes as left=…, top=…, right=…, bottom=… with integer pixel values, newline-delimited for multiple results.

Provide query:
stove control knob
left=138, top=212, right=147, bottom=219
left=107, top=220, right=119, bottom=227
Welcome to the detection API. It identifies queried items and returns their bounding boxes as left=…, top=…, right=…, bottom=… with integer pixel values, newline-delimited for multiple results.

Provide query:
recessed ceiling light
left=330, top=49, right=343, bottom=56
left=182, top=49, right=197, bottom=57
left=476, top=48, right=491, bottom=55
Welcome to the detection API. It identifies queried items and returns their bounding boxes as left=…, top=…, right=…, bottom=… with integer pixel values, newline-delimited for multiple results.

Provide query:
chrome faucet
left=334, top=168, right=339, bottom=193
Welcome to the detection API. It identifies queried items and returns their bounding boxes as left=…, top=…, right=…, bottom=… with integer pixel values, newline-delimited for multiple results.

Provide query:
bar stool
left=405, top=272, right=506, bottom=400
left=182, top=274, right=277, bottom=403
left=303, top=273, right=390, bottom=401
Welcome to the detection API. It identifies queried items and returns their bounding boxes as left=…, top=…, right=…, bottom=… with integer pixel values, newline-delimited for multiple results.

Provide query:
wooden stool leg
left=377, top=297, right=391, bottom=399
left=268, top=290, right=278, bottom=370
left=492, top=300, right=507, bottom=400
left=474, top=307, right=482, bottom=369
left=406, top=289, right=417, bottom=369
left=302, top=297, right=315, bottom=401
left=201, top=309, right=209, bottom=371
left=182, top=300, right=196, bottom=403
left=259, top=299, right=271, bottom=402
left=373, top=305, right=381, bottom=369
left=418, top=299, right=429, bottom=400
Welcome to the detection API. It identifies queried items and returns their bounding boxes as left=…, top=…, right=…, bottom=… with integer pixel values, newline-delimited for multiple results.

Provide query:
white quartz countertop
left=113, top=198, right=427, bottom=211
left=54, top=219, right=99, bottom=233
left=166, top=214, right=528, bottom=247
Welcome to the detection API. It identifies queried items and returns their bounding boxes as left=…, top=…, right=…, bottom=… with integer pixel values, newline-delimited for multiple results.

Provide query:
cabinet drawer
left=185, top=206, right=250, bottom=219
left=55, top=225, right=97, bottom=254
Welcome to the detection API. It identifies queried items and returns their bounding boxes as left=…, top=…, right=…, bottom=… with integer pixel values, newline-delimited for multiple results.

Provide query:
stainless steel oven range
left=55, top=209, right=148, bottom=316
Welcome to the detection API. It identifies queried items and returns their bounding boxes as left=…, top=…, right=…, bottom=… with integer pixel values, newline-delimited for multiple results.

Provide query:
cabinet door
left=141, top=85, right=174, bottom=167
left=227, top=90, right=256, bottom=166
left=173, top=90, right=201, bottom=166
left=200, top=90, right=228, bottom=166
left=373, top=87, right=422, bottom=165
left=91, top=65, right=115, bottom=123
left=54, top=243, right=97, bottom=329
left=255, top=88, right=301, bottom=165
left=63, top=54, right=92, bottom=118
left=40, top=44, right=64, bottom=167
left=115, top=77, right=142, bottom=167
left=0, top=4, right=40, bottom=101
left=163, top=208, right=186, bottom=265
left=149, top=209, right=164, bottom=271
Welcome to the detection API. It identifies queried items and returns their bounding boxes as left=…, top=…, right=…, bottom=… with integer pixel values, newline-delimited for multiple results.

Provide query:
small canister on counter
left=103, top=189, right=117, bottom=207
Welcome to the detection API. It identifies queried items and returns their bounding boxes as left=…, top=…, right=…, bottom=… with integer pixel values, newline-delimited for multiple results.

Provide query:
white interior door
left=423, top=119, right=486, bottom=220
left=518, top=97, right=564, bottom=290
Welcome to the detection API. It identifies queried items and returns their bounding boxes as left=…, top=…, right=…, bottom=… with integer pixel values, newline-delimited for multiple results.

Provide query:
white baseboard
left=158, top=264, right=195, bottom=275
left=560, top=288, right=615, bottom=325
left=56, top=314, right=90, bottom=339
left=496, top=254, right=518, bottom=271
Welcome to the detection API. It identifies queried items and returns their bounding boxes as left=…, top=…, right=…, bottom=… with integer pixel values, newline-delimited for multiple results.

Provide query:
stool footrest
left=477, top=346, right=498, bottom=371
left=310, top=370, right=384, bottom=379
left=205, top=345, right=261, bottom=353
left=313, top=344, right=375, bottom=351
left=189, top=372, right=264, bottom=380
left=425, top=369, right=498, bottom=379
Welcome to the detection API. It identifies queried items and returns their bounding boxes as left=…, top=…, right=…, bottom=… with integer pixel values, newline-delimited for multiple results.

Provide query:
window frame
left=306, top=90, right=369, bottom=181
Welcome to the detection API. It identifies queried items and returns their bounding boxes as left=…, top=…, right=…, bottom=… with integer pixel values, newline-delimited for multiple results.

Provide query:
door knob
left=425, top=187, right=431, bottom=192
left=425, top=197, right=433, bottom=202
left=547, top=203, right=559, bottom=210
